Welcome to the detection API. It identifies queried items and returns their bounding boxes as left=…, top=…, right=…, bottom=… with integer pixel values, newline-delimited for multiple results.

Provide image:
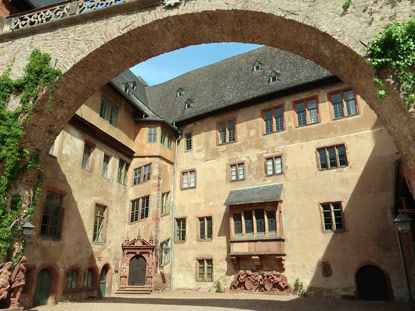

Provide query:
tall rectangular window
left=255, top=209, right=265, bottom=234
left=244, top=210, right=253, bottom=235
left=82, top=142, right=94, bottom=171
left=133, top=164, right=151, bottom=185
left=117, top=159, right=129, bottom=185
left=161, top=130, right=173, bottom=149
left=181, top=170, right=196, bottom=189
left=295, top=97, right=319, bottom=127
left=93, top=205, right=106, bottom=243
left=140, top=196, right=150, bottom=219
left=320, top=202, right=345, bottom=232
left=217, top=119, right=236, bottom=145
left=184, top=132, right=192, bottom=151
left=265, top=156, right=282, bottom=176
left=41, top=191, right=63, bottom=238
left=199, top=216, right=212, bottom=240
left=233, top=213, right=242, bottom=237
left=197, top=259, right=213, bottom=281
left=100, top=96, right=118, bottom=126
left=230, top=162, right=244, bottom=181
left=159, top=240, right=170, bottom=267
left=330, top=89, right=358, bottom=119
left=161, top=192, right=170, bottom=215
left=102, top=154, right=110, bottom=179
left=148, top=127, right=158, bottom=143
left=130, top=199, right=140, bottom=223
left=176, top=218, right=186, bottom=242
left=317, top=145, right=348, bottom=170
left=263, top=106, right=284, bottom=134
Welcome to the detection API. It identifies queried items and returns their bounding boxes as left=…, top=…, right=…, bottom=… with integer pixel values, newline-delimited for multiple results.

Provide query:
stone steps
left=115, top=286, right=152, bottom=295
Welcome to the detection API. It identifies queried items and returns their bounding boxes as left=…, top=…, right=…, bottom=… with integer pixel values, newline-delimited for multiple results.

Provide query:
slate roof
left=224, top=184, right=283, bottom=206
left=145, top=46, right=334, bottom=124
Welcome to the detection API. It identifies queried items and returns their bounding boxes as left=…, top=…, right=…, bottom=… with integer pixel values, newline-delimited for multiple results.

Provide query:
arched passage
left=1, top=2, right=415, bottom=190
left=356, top=265, right=392, bottom=301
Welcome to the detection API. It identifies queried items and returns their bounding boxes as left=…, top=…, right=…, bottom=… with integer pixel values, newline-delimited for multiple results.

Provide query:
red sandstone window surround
left=293, top=96, right=320, bottom=127
left=132, top=163, right=152, bottom=186
left=265, top=155, right=283, bottom=176
left=216, top=118, right=237, bottom=145
left=328, top=88, right=359, bottom=120
left=261, top=104, right=285, bottom=135
left=228, top=162, right=245, bottom=182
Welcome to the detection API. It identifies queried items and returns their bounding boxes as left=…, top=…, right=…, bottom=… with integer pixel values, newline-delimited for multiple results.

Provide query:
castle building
left=19, top=46, right=407, bottom=306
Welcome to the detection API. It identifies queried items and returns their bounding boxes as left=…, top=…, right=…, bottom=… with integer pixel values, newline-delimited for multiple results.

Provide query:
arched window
left=82, top=269, right=94, bottom=288
left=65, top=269, right=78, bottom=289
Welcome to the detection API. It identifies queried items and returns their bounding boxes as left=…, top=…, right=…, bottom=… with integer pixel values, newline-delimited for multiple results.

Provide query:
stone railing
left=0, top=0, right=177, bottom=35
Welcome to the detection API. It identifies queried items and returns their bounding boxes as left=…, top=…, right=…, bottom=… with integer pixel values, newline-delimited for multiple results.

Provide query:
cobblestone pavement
left=27, top=291, right=413, bottom=311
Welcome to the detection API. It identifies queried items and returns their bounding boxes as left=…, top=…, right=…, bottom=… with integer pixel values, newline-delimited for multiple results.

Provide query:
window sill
left=230, top=236, right=284, bottom=242
left=322, top=229, right=346, bottom=234
left=217, top=141, right=236, bottom=146
left=296, top=121, right=320, bottom=128
left=230, top=179, right=245, bottom=183
left=175, top=241, right=186, bottom=244
left=92, top=241, right=106, bottom=245
left=181, top=187, right=196, bottom=191
left=39, top=235, right=61, bottom=241
left=196, top=280, right=213, bottom=283
left=82, top=168, right=93, bottom=173
left=161, top=212, right=170, bottom=217
left=265, top=173, right=283, bottom=177
left=318, top=165, right=348, bottom=172
left=263, top=129, right=285, bottom=136
left=198, top=239, right=213, bottom=242
left=332, top=113, right=359, bottom=121
left=132, top=180, right=150, bottom=187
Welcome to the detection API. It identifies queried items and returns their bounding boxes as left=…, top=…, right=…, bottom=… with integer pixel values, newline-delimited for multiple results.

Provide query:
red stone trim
left=33, top=263, right=60, bottom=305
left=292, top=95, right=320, bottom=127
left=261, top=103, right=285, bottom=136
left=228, top=160, right=246, bottom=183
left=263, top=153, right=284, bottom=176
left=62, top=265, right=82, bottom=292
left=327, top=87, right=360, bottom=120
left=315, top=143, right=349, bottom=171
left=216, top=117, right=238, bottom=146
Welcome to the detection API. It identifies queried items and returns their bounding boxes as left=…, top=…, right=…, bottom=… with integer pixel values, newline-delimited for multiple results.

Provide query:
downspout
left=170, top=128, right=182, bottom=290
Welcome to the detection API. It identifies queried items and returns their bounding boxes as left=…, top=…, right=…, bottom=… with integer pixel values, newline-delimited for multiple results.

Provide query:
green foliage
left=342, top=0, right=351, bottom=12
left=215, top=280, right=224, bottom=293
left=0, top=49, right=61, bottom=262
left=293, top=278, right=307, bottom=297
left=366, top=16, right=415, bottom=108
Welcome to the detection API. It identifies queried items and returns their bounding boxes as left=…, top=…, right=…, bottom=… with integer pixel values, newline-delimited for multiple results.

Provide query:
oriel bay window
left=231, top=205, right=280, bottom=238
left=263, top=105, right=284, bottom=134
left=294, top=97, right=319, bottom=127
left=317, top=144, right=348, bottom=170
left=217, top=119, right=236, bottom=145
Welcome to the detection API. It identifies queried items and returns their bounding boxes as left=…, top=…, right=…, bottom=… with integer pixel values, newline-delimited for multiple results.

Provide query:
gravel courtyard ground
left=27, top=290, right=413, bottom=311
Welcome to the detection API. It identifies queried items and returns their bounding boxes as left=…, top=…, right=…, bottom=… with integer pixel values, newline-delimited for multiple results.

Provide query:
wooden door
left=33, top=269, right=51, bottom=306
left=99, top=266, right=108, bottom=297
left=128, top=255, right=146, bottom=286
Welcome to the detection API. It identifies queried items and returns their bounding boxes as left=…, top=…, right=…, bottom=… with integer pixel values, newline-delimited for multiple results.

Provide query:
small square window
left=41, top=191, right=64, bottom=238
left=65, top=269, right=78, bottom=289
left=265, top=156, right=283, bottom=176
left=161, top=129, right=174, bottom=149
left=130, top=196, right=150, bottom=223
left=320, top=202, right=345, bottom=232
left=230, top=162, right=244, bottom=182
left=181, top=170, right=196, bottom=189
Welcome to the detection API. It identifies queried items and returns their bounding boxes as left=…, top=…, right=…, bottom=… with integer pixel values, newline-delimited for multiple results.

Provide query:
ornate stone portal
left=0, top=256, right=27, bottom=310
left=119, top=235, right=154, bottom=289
left=230, top=270, right=292, bottom=294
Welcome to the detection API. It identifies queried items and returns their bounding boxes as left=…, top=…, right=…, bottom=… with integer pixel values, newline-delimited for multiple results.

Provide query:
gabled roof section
left=145, top=46, right=334, bottom=124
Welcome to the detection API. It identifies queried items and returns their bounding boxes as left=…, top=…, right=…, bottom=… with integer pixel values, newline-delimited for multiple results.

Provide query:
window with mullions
left=100, top=96, right=118, bottom=127
left=147, top=127, right=158, bottom=143
left=320, top=202, right=345, bottom=232
left=295, top=98, right=319, bottom=127
left=130, top=196, right=150, bottom=223
left=41, top=191, right=63, bottom=238
left=159, top=240, right=170, bottom=267
left=161, top=129, right=173, bottom=149
left=82, top=269, right=94, bottom=288
left=182, top=170, right=196, bottom=189
left=197, top=259, right=213, bottom=281
left=263, top=106, right=284, bottom=134
left=330, top=89, right=358, bottom=119
left=140, top=196, right=150, bottom=219
left=230, top=163, right=244, bottom=181
left=65, top=269, right=78, bottom=289
left=102, top=154, right=110, bottom=179
left=161, top=192, right=170, bottom=215
left=317, top=145, right=348, bottom=170
left=265, top=156, right=282, bottom=176
left=233, top=209, right=277, bottom=237
left=130, top=199, right=140, bottom=223
left=176, top=218, right=186, bottom=242
left=93, top=205, right=106, bottom=243
left=218, top=119, right=236, bottom=144
left=117, top=159, right=129, bottom=185
left=199, top=216, right=212, bottom=241
left=184, top=132, right=192, bottom=152
left=82, top=142, right=94, bottom=171
left=133, top=164, right=151, bottom=186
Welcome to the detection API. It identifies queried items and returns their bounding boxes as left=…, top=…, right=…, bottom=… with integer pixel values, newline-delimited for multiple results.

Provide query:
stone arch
left=354, top=262, right=394, bottom=301
left=80, top=265, right=99, bottom=289
left=62, top=264, right=82, bottom=291
left=0, top=1, right=414, bottom=191
left=33, top=263, right=59, bottom=306
left=99, top=263, right=112, bottom=297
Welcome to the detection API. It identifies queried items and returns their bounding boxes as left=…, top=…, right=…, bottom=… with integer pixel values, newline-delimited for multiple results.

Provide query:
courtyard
left=27, top=291, right=412, bottom=311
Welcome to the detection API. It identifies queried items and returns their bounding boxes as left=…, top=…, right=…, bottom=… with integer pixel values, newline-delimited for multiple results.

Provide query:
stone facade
left=17, top=45, right=411, bottom=308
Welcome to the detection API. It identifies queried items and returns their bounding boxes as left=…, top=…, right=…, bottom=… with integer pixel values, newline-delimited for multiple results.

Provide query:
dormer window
left=269, top=71, right=281, bottom=83
left=176, top=88, right=184, bottom=97
left=185, top=99, right=193, bottom=110
left=253, top=61, right=263, bottom=72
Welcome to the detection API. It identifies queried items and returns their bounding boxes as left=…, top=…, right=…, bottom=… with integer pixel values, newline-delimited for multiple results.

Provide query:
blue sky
left=130, top=43, right=261, bottom=86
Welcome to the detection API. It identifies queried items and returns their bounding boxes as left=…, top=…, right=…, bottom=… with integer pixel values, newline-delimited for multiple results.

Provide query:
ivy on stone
left=366, top=16, right=415, bottom=110
left=0, top=49, right=61, bottom=262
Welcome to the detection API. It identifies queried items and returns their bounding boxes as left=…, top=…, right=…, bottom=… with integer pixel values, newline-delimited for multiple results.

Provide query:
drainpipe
left=170, top=128, right=182, bottom=290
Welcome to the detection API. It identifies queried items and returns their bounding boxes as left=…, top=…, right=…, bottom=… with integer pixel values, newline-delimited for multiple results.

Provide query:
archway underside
left=0, top=2, right=414, bottom=192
